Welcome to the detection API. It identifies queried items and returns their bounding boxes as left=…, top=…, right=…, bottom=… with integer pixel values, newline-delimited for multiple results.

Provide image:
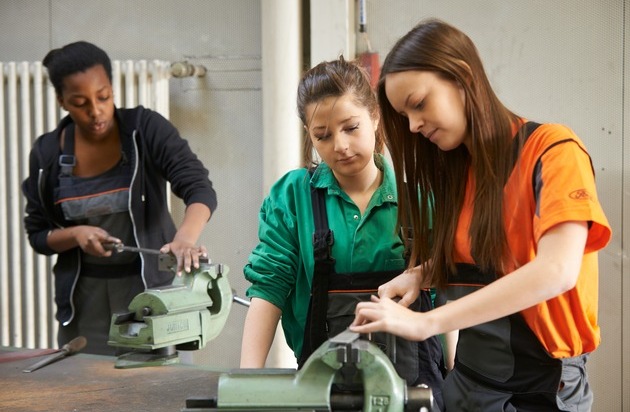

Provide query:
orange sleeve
left=531, top=125, right=611, bottom=253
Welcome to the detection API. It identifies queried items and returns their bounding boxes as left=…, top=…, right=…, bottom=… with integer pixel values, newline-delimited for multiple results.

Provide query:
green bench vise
left=184, top=330, right=434, bottom=411
left=108, top=255, right=232, bottom=369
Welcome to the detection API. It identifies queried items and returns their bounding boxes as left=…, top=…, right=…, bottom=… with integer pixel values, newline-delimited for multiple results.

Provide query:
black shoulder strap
left=58, top=123, right=76, bottom=177
left=310, top=186, right=334, bottom=263
left=398, top=182, right=414, bottom=262
left=298, top=167, right=336, bottom=368
left=308, top=166, right=335, bottom=266
left=511, top=121, right=541, bottom=169
left=511, top=121, right=542, bottom=202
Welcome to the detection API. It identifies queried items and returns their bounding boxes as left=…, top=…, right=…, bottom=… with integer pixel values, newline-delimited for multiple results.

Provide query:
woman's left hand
left=160, top=241, right=208, bottom=276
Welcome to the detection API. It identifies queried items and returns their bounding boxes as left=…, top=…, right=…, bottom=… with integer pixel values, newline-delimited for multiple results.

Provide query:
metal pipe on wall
left=261, top=0, right=302, bottom=195
left=260, top=0, right=302, bottom=368
left=170, top=61, right=207, bottom=78
left=6, top=62, right=23, bottom=348
left=0, top=62, right=8, bottom=348
left=19, top=61, right=35, bottom=349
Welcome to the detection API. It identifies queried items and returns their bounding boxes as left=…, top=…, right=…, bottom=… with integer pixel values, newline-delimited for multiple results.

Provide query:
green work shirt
left=244, top=155, right=406, bottom=359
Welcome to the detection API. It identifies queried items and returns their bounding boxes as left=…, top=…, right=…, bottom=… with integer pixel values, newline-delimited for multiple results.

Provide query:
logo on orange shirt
left=569, top=189, right=591, bottom=200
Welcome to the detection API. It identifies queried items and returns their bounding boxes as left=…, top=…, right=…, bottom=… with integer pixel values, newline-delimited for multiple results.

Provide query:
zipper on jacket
left=129, top=129, right=147, bottom=289
left=39, top=168, right=79, bottom=326
left=62, top=250, right=81, bottom=326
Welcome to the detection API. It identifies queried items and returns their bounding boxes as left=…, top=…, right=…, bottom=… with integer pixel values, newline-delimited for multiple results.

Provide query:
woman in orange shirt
left=351, top=18, right=611, bottom=411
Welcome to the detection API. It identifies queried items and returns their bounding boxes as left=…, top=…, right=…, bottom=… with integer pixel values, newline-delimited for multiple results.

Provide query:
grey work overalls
left=442, top=263, right=592, bottom=412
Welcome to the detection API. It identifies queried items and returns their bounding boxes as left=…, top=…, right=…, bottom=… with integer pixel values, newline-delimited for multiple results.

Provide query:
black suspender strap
left=511, top=121, right=541, bottom=169
left=397, top=181, right=414, bottom=262
left=311, top=186, right=334, bottom=264
left=58, top=123, right=76, bottom=177
left=298, top=169, right=336, bottom=368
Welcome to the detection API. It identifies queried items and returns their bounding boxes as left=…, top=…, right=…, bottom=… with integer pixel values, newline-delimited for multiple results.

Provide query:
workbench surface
left=0, top=347, right=222, bottom=412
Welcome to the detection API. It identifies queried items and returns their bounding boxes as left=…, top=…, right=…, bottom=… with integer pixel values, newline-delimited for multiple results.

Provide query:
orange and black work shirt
left=453, top=121, right=611, bottom=359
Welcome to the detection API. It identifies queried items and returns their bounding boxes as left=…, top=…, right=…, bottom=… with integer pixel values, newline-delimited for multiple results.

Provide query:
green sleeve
left=244, top=176, right=302, bottom=311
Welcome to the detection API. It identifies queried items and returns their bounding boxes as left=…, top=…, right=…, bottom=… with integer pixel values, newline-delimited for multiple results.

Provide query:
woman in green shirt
left=240, top=57, right=445, bottom=409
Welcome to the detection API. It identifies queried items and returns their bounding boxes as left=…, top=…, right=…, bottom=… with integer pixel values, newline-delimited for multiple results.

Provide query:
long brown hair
left=378, top=19, right=521, bottom=287
left=297, top=56, right=384, bottom=166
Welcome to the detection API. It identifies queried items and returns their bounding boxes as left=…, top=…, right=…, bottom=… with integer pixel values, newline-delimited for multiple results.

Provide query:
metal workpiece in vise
left=184, top=330, right=434, bottom=412
left=107, top=246, right=235, bottom=369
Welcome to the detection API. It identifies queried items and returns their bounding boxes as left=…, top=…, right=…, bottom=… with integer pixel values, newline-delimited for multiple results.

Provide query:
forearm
left=46, top=226, right=81, bottom=253
left=424, top=222, right=587, bottom=337
left=443, top=330, right=458, bottom=370
left=353, top=221, right=588, bottom=341
left=425, top=265, right=556, bottom=336
left=240, top=297, right=282, bottom=368
left=174, top=203, right=211, bottom=244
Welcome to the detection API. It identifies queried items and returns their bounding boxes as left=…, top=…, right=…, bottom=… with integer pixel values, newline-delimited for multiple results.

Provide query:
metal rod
left=232, top=295, right=251, bottom=307
left=103, top=243, right=162, bottom=255
left=358, top=0, right=367, bottom=32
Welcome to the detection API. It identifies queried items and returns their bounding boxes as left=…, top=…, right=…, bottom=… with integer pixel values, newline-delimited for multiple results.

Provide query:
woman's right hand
left=377, top=265, right=424, bottom=308
left=73, top=225, right=120, bottom=257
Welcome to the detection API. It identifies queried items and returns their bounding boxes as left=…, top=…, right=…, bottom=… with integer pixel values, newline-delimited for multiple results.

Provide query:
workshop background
left=0, top=0, right=627, bottom=411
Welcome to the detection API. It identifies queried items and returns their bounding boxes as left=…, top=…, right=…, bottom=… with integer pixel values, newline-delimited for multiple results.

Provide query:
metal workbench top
left=0, top=347, right=222, bottom=412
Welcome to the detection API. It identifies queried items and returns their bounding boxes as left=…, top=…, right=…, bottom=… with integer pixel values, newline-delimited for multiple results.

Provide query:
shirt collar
left=310, top=154, right=398, bottom=204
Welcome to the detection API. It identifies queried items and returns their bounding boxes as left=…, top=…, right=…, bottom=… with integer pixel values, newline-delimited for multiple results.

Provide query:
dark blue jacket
left=21, top=106, right=217, bottom=325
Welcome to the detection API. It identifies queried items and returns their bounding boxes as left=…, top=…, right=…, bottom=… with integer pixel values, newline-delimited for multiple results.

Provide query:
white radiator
left=0, top=59, right=171, bottom=349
